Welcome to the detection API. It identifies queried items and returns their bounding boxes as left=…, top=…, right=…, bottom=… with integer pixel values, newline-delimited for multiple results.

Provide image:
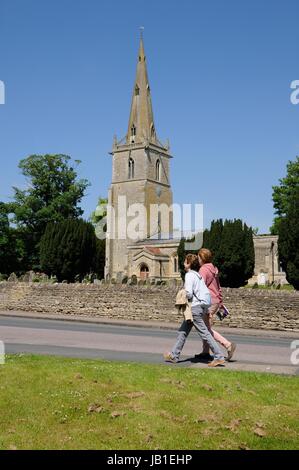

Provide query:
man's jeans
left=171, top=305, right=224, bottom=361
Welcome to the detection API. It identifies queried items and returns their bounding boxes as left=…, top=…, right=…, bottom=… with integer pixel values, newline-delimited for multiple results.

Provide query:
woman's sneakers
left=164, top=352, right=225, bottom=367
left=227, top=342, right=237, bottom=361
left=208, top=358, right=225, bottom=367
left=163, top=352, right=178, bottom=363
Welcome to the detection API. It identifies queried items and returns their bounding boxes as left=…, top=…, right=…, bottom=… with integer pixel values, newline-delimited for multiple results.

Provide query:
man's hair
left=198, top=248, right=213, bottom=264
left=185, top=253, right=200, bottom=272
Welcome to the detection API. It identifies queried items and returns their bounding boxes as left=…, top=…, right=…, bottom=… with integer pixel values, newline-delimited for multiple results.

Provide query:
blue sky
left=0, top=0, right=298, bottom=233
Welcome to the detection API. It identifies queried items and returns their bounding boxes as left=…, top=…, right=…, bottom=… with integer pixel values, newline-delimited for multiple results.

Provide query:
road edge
left=1, top=310, right=299, bottom=339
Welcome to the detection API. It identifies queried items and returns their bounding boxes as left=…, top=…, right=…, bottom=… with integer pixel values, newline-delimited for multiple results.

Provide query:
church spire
left=126, top=33, right=157, bottom=145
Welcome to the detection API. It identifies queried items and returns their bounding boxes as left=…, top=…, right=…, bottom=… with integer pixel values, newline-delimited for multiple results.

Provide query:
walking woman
left=164, top=254, right=225, bottom=367
left=198, top=248, right=236, bottom=361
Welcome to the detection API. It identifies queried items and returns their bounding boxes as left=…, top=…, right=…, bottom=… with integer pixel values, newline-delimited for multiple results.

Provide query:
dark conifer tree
left=278, top=190, right=299, bottom=290
left=244, top=223, right=255, bottom=281
left=203, top=219, right=255, bottom=287
left=177, top=238, right=186, bottom=281
left=40, top=219, right=99, bottom=282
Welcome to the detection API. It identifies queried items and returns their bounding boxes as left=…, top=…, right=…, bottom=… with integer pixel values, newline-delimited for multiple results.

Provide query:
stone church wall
left=0, top=282, right=298, bottom=332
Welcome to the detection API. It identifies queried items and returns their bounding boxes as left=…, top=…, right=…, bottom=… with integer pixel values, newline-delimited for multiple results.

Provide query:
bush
left=40, top=219, right=99, bottom=283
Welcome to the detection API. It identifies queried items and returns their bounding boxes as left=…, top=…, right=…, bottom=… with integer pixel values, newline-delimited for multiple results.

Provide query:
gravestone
left=8, top=273, right=18, bottom=283
left=40, top=273, right=49, bottom=282
left=257, top=272, right=267, bottom=286
left=22, top=272, right=31, bottom=283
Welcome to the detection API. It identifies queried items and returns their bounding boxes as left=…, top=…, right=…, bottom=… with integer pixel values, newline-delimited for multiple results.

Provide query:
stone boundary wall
left=0, top=282, right=298, bottom=331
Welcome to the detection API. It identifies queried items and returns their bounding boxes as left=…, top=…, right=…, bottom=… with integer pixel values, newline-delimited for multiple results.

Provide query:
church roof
left=144, top=246, right=162, bottom=255
left=127, top=237, right=181, bottom=249
left=126, top=34, right=158, bottom=145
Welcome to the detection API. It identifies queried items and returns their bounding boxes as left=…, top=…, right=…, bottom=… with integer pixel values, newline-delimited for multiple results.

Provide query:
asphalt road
left=0, top=314, right=298, bottom=375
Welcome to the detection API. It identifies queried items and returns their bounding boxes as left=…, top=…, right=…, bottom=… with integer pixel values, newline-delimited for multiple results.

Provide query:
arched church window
left=156, top=159, right=161, bottom=181
left=158, top=211, right=161, bottom=239
left=130, top=124, right=136, bottom=144
left=135, top=85, right=139, bottom=96
left=174, top=257, right=178, bottom=273
left=140, top=263, right=149, bottom=280
left=150, top=123, right=155, bottom=138
left=128, top=158, right=135, bottom=179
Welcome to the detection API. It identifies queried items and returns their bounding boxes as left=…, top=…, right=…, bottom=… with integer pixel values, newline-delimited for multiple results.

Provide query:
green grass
left=245, top=284, right=295, bottom=291
left=0, top=354, right=298, bottom=450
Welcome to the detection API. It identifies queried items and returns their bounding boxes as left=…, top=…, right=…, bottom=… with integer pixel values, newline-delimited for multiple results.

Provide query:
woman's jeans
left=171, top=305, right=224, bottom=361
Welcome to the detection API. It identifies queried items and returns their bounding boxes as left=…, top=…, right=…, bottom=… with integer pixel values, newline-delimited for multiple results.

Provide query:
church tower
left=105, top=35, right=177, bottom=281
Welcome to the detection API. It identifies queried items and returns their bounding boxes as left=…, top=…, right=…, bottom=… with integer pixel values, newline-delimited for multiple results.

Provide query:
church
left=104, top=35, right=288, bottom=286
left=105, top=35, right=181, bottom=282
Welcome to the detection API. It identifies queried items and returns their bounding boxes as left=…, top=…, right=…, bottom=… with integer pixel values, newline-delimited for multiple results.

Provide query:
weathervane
left=140, top=26, right=144, bottom=38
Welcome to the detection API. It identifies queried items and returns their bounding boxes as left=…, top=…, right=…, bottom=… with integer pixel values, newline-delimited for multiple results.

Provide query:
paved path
left=0, top=313, right=298, bottom=375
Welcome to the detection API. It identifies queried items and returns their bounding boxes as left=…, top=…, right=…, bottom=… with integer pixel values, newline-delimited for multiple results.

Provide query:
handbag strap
left=191, top=271, right=203, bottom=303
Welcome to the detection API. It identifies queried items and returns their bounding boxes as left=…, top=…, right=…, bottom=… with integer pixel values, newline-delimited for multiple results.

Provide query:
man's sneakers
left=208, top=358, right=225, bottom=367
left=163, top=352, right=178, bottom=363
left=227, top=342, right=237, bottom=361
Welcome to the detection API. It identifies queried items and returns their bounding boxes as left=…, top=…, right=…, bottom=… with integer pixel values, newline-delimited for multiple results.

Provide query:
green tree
left=90, top=196, right=108, bottom=279
left=0, top=202, right=24, bottom=275
left=278, top=189, right=299, bottom=290
left=203, top=219, right=223, bottom=255
left=94, top=239, right=106, bottom=280
left=243, top=223, right=255, bottom=281
left=271, top=156, right=299, bottom=234
left=204, top=219, right=255, bottom=287
left=90, top=197, right=108, bottom=226
left=40, top=219, right=97, bottom=282
left=9, top=154, right=90, bottom=269
left=177, top=238, right=186, bottom=281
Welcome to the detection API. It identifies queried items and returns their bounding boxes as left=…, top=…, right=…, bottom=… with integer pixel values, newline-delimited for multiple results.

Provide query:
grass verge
left=0, top=354, right=298, bottom=450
